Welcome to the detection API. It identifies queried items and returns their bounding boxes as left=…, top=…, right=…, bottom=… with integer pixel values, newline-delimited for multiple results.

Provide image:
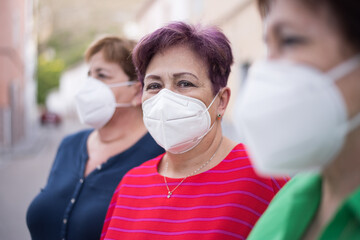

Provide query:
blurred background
left=0, top=0, right=265, bottom=239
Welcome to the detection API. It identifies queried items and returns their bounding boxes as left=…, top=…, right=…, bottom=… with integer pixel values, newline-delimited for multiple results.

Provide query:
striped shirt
left=101, top=144, right=289, bottom=240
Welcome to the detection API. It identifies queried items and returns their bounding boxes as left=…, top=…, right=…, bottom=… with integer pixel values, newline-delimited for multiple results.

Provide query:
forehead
left=89, top=51, right=118, bottom=69
left=264, top=0, right=331, bottom=35
left=146, top=45, right=208, bottom=77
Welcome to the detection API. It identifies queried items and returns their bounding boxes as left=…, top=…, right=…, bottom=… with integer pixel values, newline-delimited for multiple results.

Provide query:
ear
left=131, top=82, right=143, bottom=107
left=217, top=87, right=231, bottom=117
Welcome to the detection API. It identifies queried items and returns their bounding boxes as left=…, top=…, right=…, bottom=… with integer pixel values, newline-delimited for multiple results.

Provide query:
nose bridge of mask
left=148, top=89, right=207, bottom=119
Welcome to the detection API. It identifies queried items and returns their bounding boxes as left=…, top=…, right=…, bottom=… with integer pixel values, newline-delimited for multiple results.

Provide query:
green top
left=247, top=173, right=360, bottom=240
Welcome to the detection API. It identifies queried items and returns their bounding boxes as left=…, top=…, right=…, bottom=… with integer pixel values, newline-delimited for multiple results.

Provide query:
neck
left=97, top=107, right=146, bottom=143
left=322, top=126, right=360, bottom=203
left=160, top=121, right=236, bottom=178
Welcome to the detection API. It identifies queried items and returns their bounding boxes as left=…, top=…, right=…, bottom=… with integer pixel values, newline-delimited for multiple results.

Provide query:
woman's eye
left=178, top=80, right=195, bottom=88
left=145, top=82, right=162, bottom=91
left=280, top=36, right=305, bottom=47
left=97, top=73, right=109, bottom=79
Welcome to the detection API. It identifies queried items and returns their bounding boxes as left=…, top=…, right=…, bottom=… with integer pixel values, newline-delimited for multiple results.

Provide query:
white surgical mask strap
left=205, top=90, right=221, bottom=112
left=108, top=81, right=137, bottom=88
left=115, top=103, right=133, bottom=108
left=326, top=54, right=360, bottom=82
left=110, top=81, right=138, bottom=108
left=325, top=54, right=360, bottom=132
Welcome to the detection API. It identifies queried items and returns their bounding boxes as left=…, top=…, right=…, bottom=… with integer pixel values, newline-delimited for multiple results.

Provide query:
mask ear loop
left=326, top=54, right=360, bottom=82
left=205, top=90, right=221, bottom=112
left=108, top=81, right=138, bottom=88
left=115, top=103, right=133, bottom=108
left=109, top=81, right=139, bottom=108
left=197, top=90, right=222, bottom=144
left=325, top=54, right=360, bottom=132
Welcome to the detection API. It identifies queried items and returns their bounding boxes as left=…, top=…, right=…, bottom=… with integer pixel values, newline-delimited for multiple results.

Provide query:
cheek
left=141, top=91, right=152, bottom=103
left=112, top=88, right=130, bottom=102
left=284, top=41, right=346, bottom=72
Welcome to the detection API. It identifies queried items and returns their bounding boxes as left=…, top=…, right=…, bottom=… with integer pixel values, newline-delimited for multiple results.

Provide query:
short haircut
left=257, top=0, right=360, bottom=52
left=132, top=21, right=234, bottom=94
left=85, top=36, right=137, bottom=81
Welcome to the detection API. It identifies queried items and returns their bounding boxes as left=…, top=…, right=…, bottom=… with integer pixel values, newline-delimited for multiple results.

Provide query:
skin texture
left=264, top=0, right=360, bottom=239
left=142, top=44, right=236, bottom=178
left=84, top=50, right=147, bottom=177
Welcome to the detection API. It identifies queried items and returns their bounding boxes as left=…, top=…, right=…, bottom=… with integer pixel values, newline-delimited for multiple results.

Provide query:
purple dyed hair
left=132, top=21, right=234, bottom=94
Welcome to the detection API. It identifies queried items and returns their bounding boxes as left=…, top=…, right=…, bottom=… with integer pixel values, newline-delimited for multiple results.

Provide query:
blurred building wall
left=134, top=0, right=265, bottom=120
left=0, top=0, right=37, bottom=151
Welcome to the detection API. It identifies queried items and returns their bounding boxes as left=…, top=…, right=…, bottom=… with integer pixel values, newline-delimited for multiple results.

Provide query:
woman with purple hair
left=100, top=21, right=288, bottom=240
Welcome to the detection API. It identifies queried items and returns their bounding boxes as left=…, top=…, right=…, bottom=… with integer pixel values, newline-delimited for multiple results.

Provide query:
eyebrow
left=144, top=74, right=161, bottom=80
left=173, top=72, right=199, bottom=80
left=94, top=68, right=109, bottom=73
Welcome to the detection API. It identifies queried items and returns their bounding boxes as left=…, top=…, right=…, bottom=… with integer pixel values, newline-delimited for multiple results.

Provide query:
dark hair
left=85, top=36, right=137, bottom=81
left=257, top=0, right=360, bottom=51
left=132, top=21, right=234, bottom=94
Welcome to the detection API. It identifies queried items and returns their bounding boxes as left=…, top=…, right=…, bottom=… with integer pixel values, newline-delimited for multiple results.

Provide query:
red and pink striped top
left=101, top=144, right=289, bottom=240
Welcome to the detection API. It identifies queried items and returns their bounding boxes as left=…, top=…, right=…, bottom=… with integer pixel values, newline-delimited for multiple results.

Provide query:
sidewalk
left=0, top=118, right=85, bottom=240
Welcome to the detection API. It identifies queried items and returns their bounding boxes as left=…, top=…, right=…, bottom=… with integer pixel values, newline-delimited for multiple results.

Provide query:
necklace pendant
left=167, top=191, right=172, bottom=198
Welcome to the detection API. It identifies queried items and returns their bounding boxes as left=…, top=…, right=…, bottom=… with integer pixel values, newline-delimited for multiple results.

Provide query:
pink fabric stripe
left=117, top=190, right=269, bottom=204
left=222, top=156, right=248, bottom=162
left=230, top=149, right=246, bottom=152
left=106, top=227, right=245, bottom=239
left=125, top=172, right=158, bottom=177
left=109, top=216, right=254, bottom=228
left=271, top=177, right=281, bottom=190
left=207, top=165, right=253, bottom=173
left=121, top=177, right=273, bottom=191
left=113, top=203, right=262, bottom=216
left=134, top=165, right=157, bottom=169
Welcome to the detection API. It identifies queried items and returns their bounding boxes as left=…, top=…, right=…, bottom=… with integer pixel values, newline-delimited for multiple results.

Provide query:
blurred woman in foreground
left=234, top=0, right=360, bottom=239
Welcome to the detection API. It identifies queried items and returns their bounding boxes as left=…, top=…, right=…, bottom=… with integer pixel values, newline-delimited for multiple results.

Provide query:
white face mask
left=234, top=55, right=360, bottom=176
left=75, top=77, right=136, bottom=129
left=142, top=89, right=219, bottom=154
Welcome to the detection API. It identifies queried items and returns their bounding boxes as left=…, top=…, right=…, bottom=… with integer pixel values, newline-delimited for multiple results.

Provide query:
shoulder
left=224, top=143, right=290, bottom=193
left=271, top=173, right=321, bottom=198
left=226, top=143, right=248, bottom=158
left=114, top=154, right=163, bottom=192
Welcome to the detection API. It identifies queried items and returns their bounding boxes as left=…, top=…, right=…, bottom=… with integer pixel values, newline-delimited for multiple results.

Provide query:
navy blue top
left=26, top=129, right=164, bottom=240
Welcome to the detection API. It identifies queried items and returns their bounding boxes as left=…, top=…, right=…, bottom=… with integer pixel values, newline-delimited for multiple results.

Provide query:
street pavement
left=0, top=117, right=85, bottom=240
left=0, top=117, right=241, bottom=240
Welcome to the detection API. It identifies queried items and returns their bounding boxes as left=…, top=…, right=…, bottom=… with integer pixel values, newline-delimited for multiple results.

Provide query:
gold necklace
left=163, top=137, right=223, bottom=198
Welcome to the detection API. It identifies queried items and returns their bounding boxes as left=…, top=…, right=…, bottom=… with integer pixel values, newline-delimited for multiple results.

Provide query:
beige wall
left=0, top=0, right=36, bottom=150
